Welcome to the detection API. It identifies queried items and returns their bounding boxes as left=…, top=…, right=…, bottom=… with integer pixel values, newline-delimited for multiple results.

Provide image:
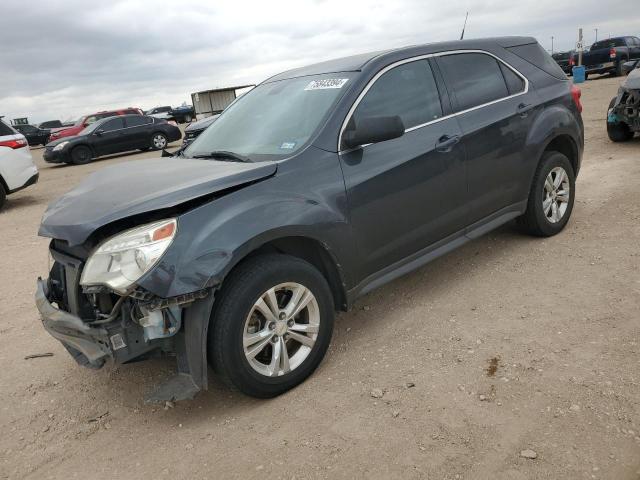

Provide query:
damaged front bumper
left=608, top=86, right=640, bottom=131
left=35, top=256, right=215, bottom=403
left=36, top=278, right=111, bottom=368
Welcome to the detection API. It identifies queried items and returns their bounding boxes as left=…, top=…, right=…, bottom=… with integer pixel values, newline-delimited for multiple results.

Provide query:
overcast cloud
left=2, top=0, right=638, bottom=123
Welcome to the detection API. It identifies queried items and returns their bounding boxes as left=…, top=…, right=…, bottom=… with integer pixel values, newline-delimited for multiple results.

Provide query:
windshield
left=184, top=73, right=355, bottom=161
left=78, top=120, right=103, bottom=136
left=552, top=52, right=571, bottom=60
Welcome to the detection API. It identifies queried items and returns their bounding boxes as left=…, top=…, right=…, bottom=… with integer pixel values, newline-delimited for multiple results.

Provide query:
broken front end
left=35, top=219, right=214, bottom=403
left=608, top=77, right=640, bottom=133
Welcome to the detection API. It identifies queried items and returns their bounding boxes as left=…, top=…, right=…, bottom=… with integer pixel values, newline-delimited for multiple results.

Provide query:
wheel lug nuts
left=269, top=323, right=275, bottom=330
left=287, top=320, right=294, bottom=327
left=279, top=312, right=286, bottom=320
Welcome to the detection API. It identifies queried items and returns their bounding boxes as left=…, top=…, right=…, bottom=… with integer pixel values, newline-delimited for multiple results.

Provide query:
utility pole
left=578, top=28, right=583, bottom=66
left=594, top=28, right=598, bottom=42
left=551, top=36, right=554, bottom=54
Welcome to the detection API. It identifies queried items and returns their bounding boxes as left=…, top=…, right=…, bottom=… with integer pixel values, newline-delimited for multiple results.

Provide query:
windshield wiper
left=191, top=150, right=252, bottom=163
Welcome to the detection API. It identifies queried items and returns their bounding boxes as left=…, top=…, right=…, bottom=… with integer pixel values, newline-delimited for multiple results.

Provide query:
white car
left=0, top=119, right=39, bottom=210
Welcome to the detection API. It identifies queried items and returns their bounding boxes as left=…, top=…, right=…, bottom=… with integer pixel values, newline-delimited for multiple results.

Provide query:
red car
left=47, top=107, right=143, bottom=143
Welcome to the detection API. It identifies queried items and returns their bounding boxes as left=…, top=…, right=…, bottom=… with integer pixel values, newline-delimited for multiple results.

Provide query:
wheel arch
left=542, top=134, right=580, bottom=175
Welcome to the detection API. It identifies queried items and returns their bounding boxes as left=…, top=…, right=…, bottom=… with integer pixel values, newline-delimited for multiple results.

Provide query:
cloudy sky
left=2, top=0, right=637, bottom=123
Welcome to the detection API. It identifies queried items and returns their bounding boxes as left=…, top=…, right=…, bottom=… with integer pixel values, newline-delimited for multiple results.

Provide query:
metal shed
left=191, top=85, right=255, bottom=118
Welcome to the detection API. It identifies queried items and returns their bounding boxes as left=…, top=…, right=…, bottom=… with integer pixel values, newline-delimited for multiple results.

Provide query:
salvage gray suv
left=36, top=37, right=584, bottom=401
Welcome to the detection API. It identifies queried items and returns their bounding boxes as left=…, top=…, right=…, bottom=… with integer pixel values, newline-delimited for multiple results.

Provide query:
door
left=339, top=58, right=467, bottom=280
left=436, top=52, right=536, bottom=224
left=124, top=115, right=154, bottom=149
left=92, top=117, right=126, bottom=156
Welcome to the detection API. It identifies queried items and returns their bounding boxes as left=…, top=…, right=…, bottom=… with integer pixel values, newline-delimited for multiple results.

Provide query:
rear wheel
left=0, top=183, right=6, bottom=211
left=70, top=145, right=92, bottom=165
left=150, top=133, right=167, bottom=150
left=607, top=97, right=635, bottom=142
left=518, top=151, right=575, bottom=237
left=209, top=254, right=335, bottom=398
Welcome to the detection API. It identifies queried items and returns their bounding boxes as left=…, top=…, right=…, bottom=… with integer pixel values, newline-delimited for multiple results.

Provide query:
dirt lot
left=1, top=75, right=639, bottom=480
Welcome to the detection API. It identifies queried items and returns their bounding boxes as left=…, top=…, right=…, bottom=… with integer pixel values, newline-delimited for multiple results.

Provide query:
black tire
left=184, top=115, right=192, bottom=123
left=0, top=183, right=6, bottom=211
left=70, top=145, right=93, bottom=165
left=208, top=254, right=335, bottom=398
left=584, top=72, right=589, bottom=80
left=607, top=97, right=635, bottom=142
left=139, top=147, right=150, bottom=151
left=517, top=151, right=575, bottom=237
left=150, top=133, right=167, bottom=150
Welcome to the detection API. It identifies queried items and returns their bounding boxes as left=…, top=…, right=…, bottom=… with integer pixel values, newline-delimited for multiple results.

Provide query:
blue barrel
left=572, top=66, right=586, bottom=83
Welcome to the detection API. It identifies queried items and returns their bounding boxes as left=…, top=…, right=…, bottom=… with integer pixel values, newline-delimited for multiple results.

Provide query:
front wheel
left=70, top=145, right=92, bottom=165
left=209, top=254, right=335, bottom=398
left=517, top=151, right=575, bottom=237
left=150, top=133, right=167, bottom=150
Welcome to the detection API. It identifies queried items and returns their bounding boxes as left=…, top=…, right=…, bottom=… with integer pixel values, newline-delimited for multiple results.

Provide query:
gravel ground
left=1, top=75, right=639, bottom=480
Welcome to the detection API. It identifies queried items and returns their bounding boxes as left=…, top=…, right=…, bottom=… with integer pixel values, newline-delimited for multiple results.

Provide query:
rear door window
left=351, top=59, right=443, bottom=131
left=125, top=116, right=152, bottom=127
left=101, top=118, right=124, bottom=132
left=437, top=53, right=510, bottom=111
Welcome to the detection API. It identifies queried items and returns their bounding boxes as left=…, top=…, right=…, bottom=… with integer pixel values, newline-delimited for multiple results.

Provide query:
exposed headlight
left=53, top=141, right=68, bottom=151
left=80, top=219, right=177, bottom=293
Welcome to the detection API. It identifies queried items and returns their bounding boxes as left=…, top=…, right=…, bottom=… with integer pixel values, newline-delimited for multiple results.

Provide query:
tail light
left=0, top=138, right=28, bottom=149
left=610, top=48, right=617, bottom=59
left=571, top=85, right=583, bottom=113
left=569, top=57, right=575, bottom=66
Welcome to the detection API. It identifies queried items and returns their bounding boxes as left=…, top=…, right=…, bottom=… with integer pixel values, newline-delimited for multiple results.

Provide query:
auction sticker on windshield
left=304, top=78, right=349, bottom=90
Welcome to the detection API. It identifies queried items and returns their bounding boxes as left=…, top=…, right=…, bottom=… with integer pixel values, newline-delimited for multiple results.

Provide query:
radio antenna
left=460, top=12, right=469, bottom=40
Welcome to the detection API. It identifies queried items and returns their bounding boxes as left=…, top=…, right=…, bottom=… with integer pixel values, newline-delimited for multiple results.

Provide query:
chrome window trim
left=337, top=49, right=529, bottom=153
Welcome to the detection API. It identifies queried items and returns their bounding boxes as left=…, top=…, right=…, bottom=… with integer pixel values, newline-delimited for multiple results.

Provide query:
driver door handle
left=435, top=134, right=460, bottom=153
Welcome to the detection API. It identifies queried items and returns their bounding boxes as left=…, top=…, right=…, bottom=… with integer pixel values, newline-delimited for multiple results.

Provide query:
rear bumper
left=35, top=278, right=111, bottom=368
left=585, top=61, right=615, bottom=73
left=9, top=172, right=39, bottom=194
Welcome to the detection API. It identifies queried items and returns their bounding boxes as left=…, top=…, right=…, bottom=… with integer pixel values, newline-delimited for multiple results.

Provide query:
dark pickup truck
left=580, top=36, right=640, bottom=78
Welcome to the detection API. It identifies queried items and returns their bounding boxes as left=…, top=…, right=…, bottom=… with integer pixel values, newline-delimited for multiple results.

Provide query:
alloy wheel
left=153, top=134, right=167, bottom=149
left=243, top=282, right=320, bottom=377
left=543, top=166, right=570, bottom=223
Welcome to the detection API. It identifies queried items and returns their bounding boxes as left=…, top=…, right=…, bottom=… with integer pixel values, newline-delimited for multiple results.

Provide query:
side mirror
left=95, top=129, right=104, bottom=136
left=342, top=115, right=405, bottom=150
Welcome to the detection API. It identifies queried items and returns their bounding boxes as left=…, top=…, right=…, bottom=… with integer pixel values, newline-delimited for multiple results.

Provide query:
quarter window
left=499, top=63, right=526, bottom=95
left=352, top=59, right=442, bottom=131
left=438, top=53, right=511, bottom=111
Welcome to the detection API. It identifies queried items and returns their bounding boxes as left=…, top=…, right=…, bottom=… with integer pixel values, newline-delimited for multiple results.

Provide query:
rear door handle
left=435, top=134, right=460, bottom=152
left=517, top=103, right=534, bottom=116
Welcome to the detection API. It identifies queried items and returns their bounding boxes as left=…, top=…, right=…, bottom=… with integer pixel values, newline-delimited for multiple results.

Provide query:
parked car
left=607, top=67, right=640, bottom=141
left=580, top=36, right=640, bottom=78
left=13, top=124, right=51, bottom=146
left=182, top=114, right=219, bottom=146
left=43, top=114, right=181, bottom=165
left=39, top=120, right=64, bottom=129
left=552, top=51, right=574, bottom=75
left=36, top=36, right=583, bottom=402
left=0, top=119, right=39, bottom=210
left=47, top=108, right=144, bottom=143
left=147, top=105, right=195, bottom=123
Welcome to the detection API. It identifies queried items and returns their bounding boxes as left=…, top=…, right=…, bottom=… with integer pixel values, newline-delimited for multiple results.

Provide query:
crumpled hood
left=39, top=157, right=277, bottom=245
